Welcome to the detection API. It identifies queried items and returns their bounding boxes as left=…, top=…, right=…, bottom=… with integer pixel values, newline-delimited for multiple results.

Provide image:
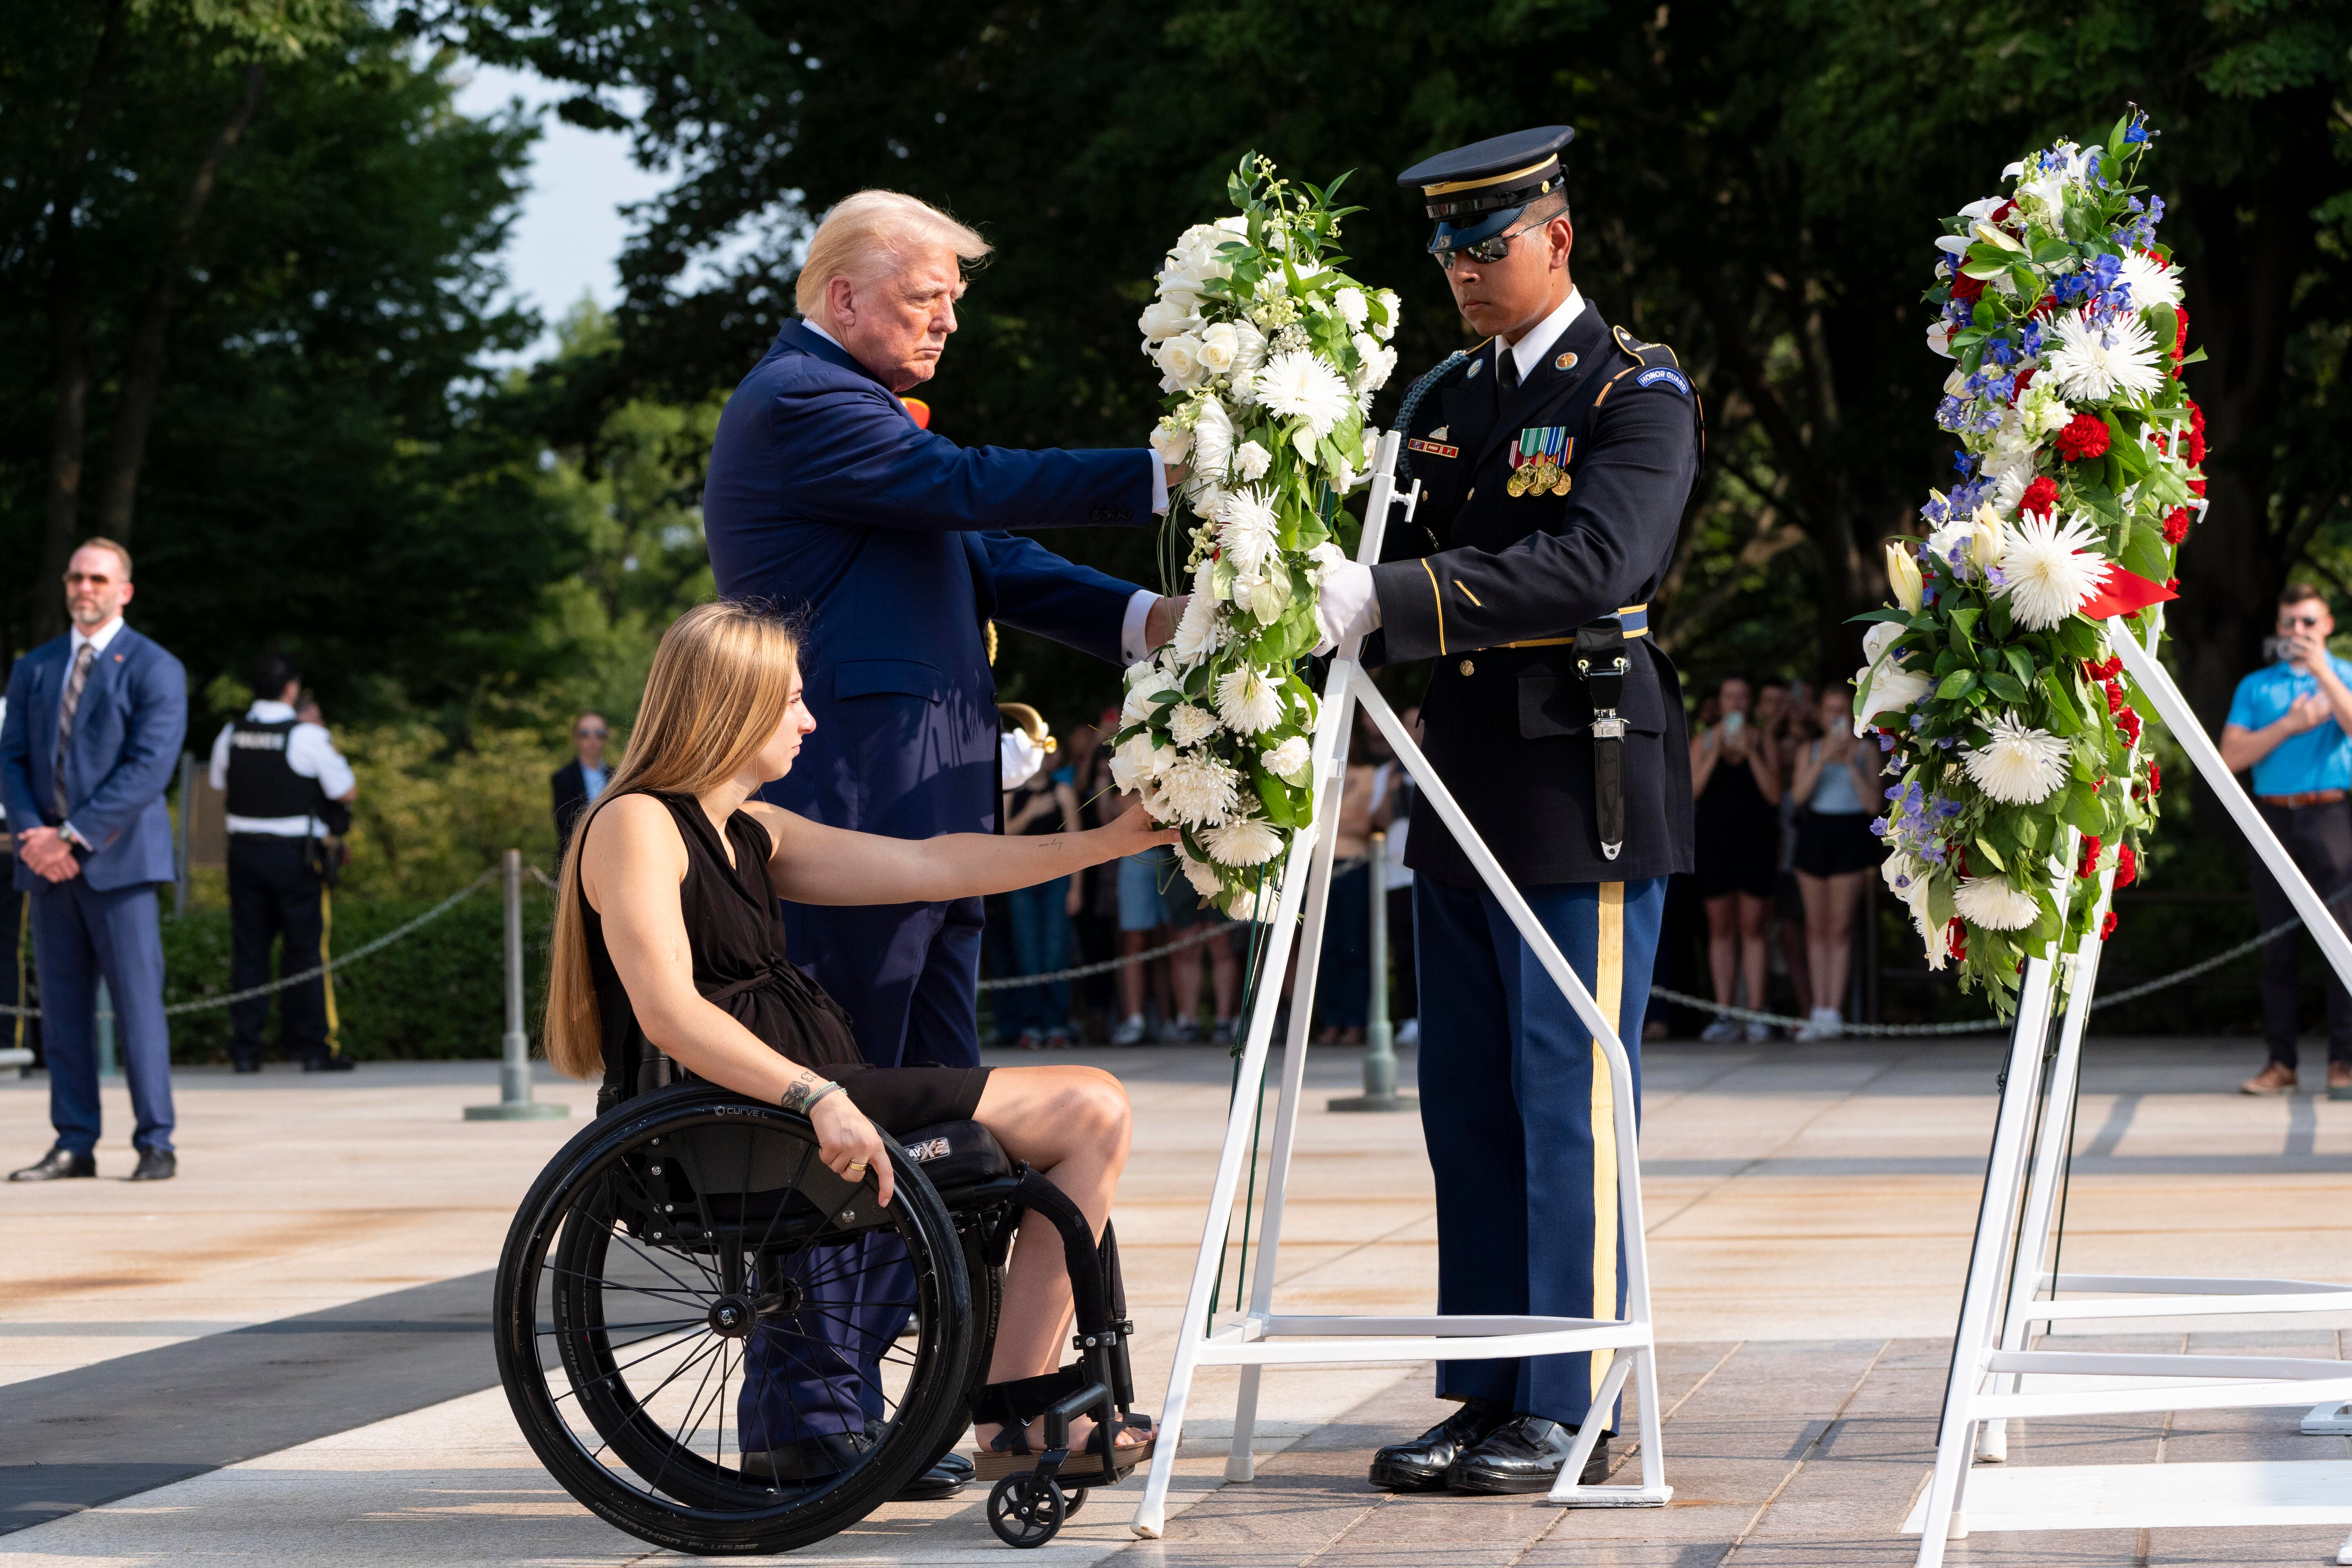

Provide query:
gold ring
left=845, top=1161, right=868, bottom=1178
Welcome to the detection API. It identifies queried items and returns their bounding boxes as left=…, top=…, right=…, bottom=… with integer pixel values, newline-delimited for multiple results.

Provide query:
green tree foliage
left=0, top=7, right=574, bottom=718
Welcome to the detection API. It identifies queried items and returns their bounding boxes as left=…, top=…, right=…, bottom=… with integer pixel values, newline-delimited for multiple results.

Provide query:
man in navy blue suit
left=707, top=190, right=1179, bottom=1072
left=704, top=190, right=1178, bottom=1494
left=1, top=538, right=189, bottom=1183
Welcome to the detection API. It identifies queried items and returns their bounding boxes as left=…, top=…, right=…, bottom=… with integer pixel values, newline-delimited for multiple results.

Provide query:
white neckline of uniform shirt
left=1502, top=287, right=1587, bottom=386
left=70, top=616, right=127, bottom=659
left=245, top=699, right=300, bottom=723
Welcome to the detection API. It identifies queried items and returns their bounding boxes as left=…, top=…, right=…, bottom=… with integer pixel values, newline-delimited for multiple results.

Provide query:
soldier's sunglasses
left=1435, top=218, right=1544, bottom=271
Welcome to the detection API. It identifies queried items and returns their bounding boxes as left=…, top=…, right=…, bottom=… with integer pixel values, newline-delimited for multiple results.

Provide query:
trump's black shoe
left=739, top=1429, right=873, bottom=1482
left=896, top=1447, right=973, bottom=1500
left=1367, top=1399, right=1510, bottom=1491
left=8, top=1147, right=95, bottom=1182
left=1447, top=1415, right=1610, bottom=1493
left=128, top=1149, right=177, bottom=1182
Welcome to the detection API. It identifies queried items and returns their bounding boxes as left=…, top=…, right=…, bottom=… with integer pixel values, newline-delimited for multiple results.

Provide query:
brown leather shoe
left=2241, top=1062, right=2298, bottom=1096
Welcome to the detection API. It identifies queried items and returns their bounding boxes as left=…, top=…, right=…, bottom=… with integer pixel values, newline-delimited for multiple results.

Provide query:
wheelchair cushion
left=898, top=1119, right=1012, bottom=1194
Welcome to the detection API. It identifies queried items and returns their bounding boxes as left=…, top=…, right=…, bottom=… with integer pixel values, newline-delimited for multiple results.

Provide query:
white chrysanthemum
left=1996, top=509, right=2106, bottom=630
left=1234, top=439, right=1271, bottom=481
left=1180, top=849, right=1223, bottom=896
left=1372, top=288, right=1400, bottom=341
left=1161, top=751, right=1240, bottom=826
left=1216, top=667, right=1284, bottom=734
left=1171, top=560, right=1222, bottom=664
left=1263, top=734, right=1312, bottom=783
left=1222, top=878, right=1279, bottom=922
left=1954, top=875, right=2041, bottom=931
left=2117, top=249, right=2183, bottom=310
left=1202, top=816, right=1283, bottom=866
left=1166, top=704, right=1219, bottom=747
left=1192, top=395, right=1234, bottom=479
left=1253, top=349, right=1354, bottom=438
left=1962, top=712, right=2070, bottom=804
left=2047, top=307, right=2165, bottom=406
left=1217, top=488, right=1279, bottom=574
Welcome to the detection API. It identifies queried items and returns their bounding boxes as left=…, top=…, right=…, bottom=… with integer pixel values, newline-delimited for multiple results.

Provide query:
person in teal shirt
left=2221, top=583, right=2352, bottom=1096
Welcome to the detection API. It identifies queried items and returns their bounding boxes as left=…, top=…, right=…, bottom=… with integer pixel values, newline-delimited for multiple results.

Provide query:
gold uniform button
left=1466, top=487, right=1476, bottom=502
left=1458, top=659, right=1476, bottom=677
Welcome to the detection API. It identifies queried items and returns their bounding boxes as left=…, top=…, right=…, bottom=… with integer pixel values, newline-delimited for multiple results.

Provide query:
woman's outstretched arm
left=751, top=800, right=1176, bottom=907
left=580, top=794, right=896, bottom=1202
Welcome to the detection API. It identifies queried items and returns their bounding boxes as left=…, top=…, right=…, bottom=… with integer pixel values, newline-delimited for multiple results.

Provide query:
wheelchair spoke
left=751, top=1138, right=819, bottom=1262
left=791, top=1300, right=923, bottom=1367
left=539, top=1264, right=707, bottom=1308
left=754, top=1319, right=905, bottom=1418
left=552, top=1321, right=710, bottom=1403
left=536, top=1313, right=700, bottom=1337
left=601, top=1162, right=727, bottom=1294
left=643, top=1336, right=727, bottom=1504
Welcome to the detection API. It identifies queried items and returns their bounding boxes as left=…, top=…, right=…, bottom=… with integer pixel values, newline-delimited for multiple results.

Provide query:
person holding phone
left=2220, top=583, right=2352, bottom=1096
left=1689, top=676, right=1782, bottom=1042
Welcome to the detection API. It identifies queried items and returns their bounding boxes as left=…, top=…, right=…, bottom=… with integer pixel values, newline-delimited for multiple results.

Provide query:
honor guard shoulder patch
left=1407, top=437, right=1461, bottom=460
left=1636, top=366, right=1692, bottom=396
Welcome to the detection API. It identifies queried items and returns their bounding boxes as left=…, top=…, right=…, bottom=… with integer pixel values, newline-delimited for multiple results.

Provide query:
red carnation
left=2100, top=910, right=2119, bottom=941
left=2186, top=431, right=2206, bottom=466
left=2103, top=680, right=2124, bottom=714
left=2147, top=761, right=2163, bottom=796
left=2056, top=414, right=2111, bottom=462
left=2078, top=835, right=2103, bottom=879
left=2011, top=366, right=2036, bottom=402
left=2165, top=576, right=2180, bottom=594
left=2019, top=476, right=2060, bottom=517
left=1947, top=919, right=1969, bottom=963
left=2189, top=400, right=2205, bottom=436
left=2188, top=478, right=2207, bottom=496
left=2117, top=705, right=2143, bottom=745
left=2116, top=844, right=2137, bottom=888
left=1950, top=271, right=1986, bottom=306
left=2032, top=293, right=2059, bottom=317
left=2162, top=506, right=2192, bottom=545
left=2173, top=305, right=2191, bottom=360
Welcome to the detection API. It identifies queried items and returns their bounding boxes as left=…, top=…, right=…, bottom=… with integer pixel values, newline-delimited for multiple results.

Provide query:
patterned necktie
left=53, top=642, right=95, bottom=821
left=1497, top=342, right=1520, bottom=396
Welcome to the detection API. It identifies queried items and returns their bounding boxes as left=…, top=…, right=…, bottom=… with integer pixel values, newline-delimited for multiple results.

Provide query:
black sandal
left=969, top=1367, right=1155, bottom=1482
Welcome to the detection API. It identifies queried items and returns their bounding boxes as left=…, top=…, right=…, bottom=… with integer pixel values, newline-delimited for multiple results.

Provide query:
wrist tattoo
left=781, top=1077, right=842, bottom=1116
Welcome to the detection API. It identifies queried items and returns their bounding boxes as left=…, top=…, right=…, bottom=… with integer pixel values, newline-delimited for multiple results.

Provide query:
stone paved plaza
left=6, top=1037, right=2352, bottom=1565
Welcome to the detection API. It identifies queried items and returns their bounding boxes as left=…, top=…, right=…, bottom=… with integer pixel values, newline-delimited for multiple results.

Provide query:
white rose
left=1155, top=333, right=1207, bottom=390
left=1109, top=732, right=1160, bottom=793
left=1332, top=286, right=1368, bottom=328
left=1140, top=298, right=1198, bottom=342
left=1234, top=440, right=1271, bottom=482
left=1198, top=321, right=1240, bottom=375
left=1372, top=288, right=1400, bottom=341
left=1150, top=419, right=1192, bottom=466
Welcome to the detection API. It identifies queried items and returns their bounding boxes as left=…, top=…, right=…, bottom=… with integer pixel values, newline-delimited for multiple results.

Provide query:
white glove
left=1000, top=729, right=1048, bottom=790
left=1311, top=560, right=1382, bottom=656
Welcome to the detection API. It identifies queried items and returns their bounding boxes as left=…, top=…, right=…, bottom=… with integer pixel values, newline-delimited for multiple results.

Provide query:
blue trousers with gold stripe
left=1414, top=874, right=1666, bottom=1431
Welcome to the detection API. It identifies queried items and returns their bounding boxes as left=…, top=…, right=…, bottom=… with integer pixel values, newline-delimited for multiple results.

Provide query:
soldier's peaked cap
left=1397, top=126, right=1575, bottom=254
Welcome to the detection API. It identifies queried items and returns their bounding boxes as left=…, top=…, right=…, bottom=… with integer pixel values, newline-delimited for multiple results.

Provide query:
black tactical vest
left=226, top=717, right=320, bottom=820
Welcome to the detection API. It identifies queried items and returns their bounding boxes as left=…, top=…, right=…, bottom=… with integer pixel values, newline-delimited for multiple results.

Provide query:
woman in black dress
left=1689, top=676, right=1784, bottom=1042
left=545, top=602, right=1172, bottom=1468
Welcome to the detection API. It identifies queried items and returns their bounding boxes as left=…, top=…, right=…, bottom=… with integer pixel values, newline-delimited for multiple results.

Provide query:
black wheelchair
left=493, top=1082, right=1146, bottom=1553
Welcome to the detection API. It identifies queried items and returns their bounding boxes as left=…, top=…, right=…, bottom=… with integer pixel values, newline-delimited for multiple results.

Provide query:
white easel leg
left=1914, top=954, right=2064, bottom=1567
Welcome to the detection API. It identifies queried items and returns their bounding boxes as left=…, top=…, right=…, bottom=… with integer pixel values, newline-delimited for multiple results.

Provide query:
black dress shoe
left=1447, top=1415, right=1610, bottom=1493
left=739, top=1428, right=874, bottom=1482
left=8, top=1148, right=95, bottom=1182
left=231, top=1053, right=262, bottom=1074
left=1367, top=1399, right=1510, bottom=1491
left=302, top=1054, right=356, bottom=1073
left=128, top=1149, right=176, bottom=1182
left=895, top=1448, right=972, bottom=1500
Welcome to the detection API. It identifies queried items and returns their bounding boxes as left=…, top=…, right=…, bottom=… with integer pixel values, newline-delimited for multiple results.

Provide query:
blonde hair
left=74, top=536, right=133, bottom=580
left=544, top=601, right=803, bottom=1079
left=794, top=189, right=991, bottom=320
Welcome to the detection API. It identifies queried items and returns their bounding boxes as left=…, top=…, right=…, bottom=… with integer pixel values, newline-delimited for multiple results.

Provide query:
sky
left=448, top=62, right=670, bottom=362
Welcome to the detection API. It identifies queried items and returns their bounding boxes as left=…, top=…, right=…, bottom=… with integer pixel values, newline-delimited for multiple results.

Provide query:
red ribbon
left=2079, top=562, right=2176, bottom=621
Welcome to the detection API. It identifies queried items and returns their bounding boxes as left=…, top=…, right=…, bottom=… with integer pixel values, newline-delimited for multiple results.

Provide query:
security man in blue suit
left=1, top=537, right=190, bottom=1183
left=1319, top=128, right=1701, bottom=1493
left=702, top=190, right=1178, bottom=1496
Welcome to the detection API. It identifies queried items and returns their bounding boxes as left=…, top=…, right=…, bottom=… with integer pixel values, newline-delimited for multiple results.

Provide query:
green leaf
left=1985, top=671, right=2030, bottom=704
left=2119, top=522, right=2169, bottom=583
left=1938, top=669, right=1977, bottom=700
left=1253, top=769, right=1296, bottom=828
left=1973, top=837, right=2008, bottom=873
left=1291, top=424, right=1319, bottom=465
left=1848, top=607, right=1915, bottom=627
left=2002, top=646, right=2037, bottom=688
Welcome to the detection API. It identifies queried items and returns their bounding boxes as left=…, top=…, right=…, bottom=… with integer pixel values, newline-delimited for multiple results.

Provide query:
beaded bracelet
left=781, top=1078, right=843, bottom=1116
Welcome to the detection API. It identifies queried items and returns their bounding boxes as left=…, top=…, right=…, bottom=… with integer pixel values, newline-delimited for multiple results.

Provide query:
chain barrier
left=1654, top=878, right=2352, bottom=1038
left=0, top=868, right=500, bottom=1021
left=977, top=922, right=1223, bottom=991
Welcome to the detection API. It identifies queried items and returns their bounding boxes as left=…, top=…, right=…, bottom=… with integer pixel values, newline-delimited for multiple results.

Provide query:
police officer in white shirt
left=207, top=655, right=358, bottom=1073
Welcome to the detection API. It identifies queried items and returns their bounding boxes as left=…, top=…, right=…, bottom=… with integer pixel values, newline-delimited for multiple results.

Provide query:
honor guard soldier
left=209, top=654, right=358, bottom=1073
left=1317, top=126, right=1700, bottom=1494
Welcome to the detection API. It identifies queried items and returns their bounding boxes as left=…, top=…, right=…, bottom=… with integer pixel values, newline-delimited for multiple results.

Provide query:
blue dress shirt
left=2227, top=656, right=2352, bottom=796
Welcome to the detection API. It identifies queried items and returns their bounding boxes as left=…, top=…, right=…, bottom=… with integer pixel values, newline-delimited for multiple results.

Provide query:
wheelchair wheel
left=986, top=1472, right=1066, bottom=1548
left=494, top=1084, right=976, bottom=1555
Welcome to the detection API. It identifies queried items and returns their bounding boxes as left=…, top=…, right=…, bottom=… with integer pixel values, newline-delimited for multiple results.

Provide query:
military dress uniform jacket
left=1364, top=303, right=1700, bottom=890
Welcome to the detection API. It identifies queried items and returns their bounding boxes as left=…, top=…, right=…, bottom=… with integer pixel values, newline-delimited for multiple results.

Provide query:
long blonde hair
left=544, top=601, right=803, bottom=1079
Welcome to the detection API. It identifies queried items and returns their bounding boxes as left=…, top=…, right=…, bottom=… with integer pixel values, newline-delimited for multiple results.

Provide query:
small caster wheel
left=987, top=1472, right=1066, bottom=1548
left=1063, top=1487, right=1089, bottom=1518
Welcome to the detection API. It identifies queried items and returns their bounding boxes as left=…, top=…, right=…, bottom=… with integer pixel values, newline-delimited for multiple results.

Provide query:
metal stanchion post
left=1330, top=831, right=1414, bottom=1113
left=466, top=850, right=566, bottom=1122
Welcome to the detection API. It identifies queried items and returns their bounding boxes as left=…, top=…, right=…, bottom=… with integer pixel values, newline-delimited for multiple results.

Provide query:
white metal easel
left=1906, top=609, right=2352, bottom=1565
left=1132, top=429, right=1673, bottom=1537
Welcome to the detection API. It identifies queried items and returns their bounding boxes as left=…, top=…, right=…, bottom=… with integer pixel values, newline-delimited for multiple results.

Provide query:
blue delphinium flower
left=2124, top=116, right=2149, bottom=145
left=1982, top=372, right=2016, bottom=403
left=1952, top=450, right=1979, bottom=479
left=2051, top=272, right=2094, bottom=306
left=1985, top=337, right=2016, bottom=367
left=2019, top=320, right=2045, bottom=358
left=1871, top=816, right=1890, bottom=838
left=1878, top=731, right=1897, bottom=753
left=1985, top=564, right=2007, bottom=587
left=1936, top=394, right=1968, bottom=433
